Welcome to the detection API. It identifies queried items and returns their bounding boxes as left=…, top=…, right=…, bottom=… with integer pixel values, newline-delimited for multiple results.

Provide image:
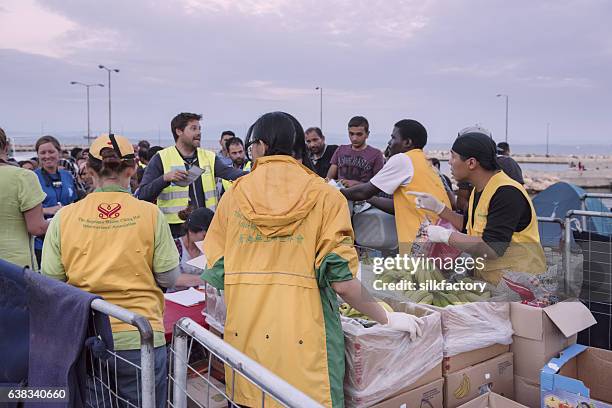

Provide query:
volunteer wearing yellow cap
left=201, top=112, right=424, bottom=408
left=41, top=133, right=180, bottom=408
left=341, top=119, right=451, bottom=254
left=409, top=131, right=545, bottom=284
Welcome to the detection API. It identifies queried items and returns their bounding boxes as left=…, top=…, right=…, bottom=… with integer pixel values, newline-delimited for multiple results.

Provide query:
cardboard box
left=540, top=344, right=612, bottom=408
left=443, top=344, right=510, bottom=374
left=371, top=378, right=444, bottom=408
left=186, top=375, right=227, bottom=408
left=456, top=392, right=527, bottom=408
left=513, top=375, right=541, bottom=408
left=510, top=301, right=596, bottom=382
left=343, top=301, right=443, bottom=408
left=444, top=352, right=514, bottom=408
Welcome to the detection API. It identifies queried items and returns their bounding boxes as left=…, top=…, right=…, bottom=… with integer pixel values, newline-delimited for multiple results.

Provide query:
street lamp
left=315, top=86, right=323, bottom=130
left=496, top=93, right=509, bottom=143
left=70, top=81, right=105, bottom=145
left=98, top=65, right=120, bottom=134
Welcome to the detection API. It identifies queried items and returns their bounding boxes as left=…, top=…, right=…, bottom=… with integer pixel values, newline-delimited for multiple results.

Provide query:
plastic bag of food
left=343, top=300, right=443, bottom=407
left=425, top=302, right=513, bottom=357
left=412, top=217, right=461, bottom=261
left=203, top=283, right=226, bottom=333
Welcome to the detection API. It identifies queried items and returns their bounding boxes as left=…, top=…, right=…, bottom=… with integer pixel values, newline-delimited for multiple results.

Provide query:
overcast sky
left=1, top=0, right=611, bottom=148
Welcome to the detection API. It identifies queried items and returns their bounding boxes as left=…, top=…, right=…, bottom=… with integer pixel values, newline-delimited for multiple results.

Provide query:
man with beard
left=138, top=112, right=246, bottom=237
left=305, top=127, right=337, bottom=178
left=220, top=137, right=251, bottom=194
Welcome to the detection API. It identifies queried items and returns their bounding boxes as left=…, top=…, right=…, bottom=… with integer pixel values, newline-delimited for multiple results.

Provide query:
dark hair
left=178, top=206, right=214, bottom=233
left=430, top=157, right=440, bottom=169
left=394, top=119, right=427, bottom=149
left=138, top=140, right=150, bottom=150
left=88, top=147, right=136, bottom=178
left=281, top=112, right=314, bottom=171
left=171, top=112, right=202, bottom=141
left=147, top=145, right=164, bottom=161
left=138, top=148, right=148, bottom=161
left=305, top=127, right=324, bottom=138
left=70, top=147, right=83, bottom=159
left=225, top=137, right=244, bottom=152
left=245, top=112, right=296, bottom=158
left=35, top=135, right=61, bottom=153
left=497, top=142, right=509, bottom=154
left=18, top=160, right=33, bottom=168
left=0, top=128, right=6, bottom=152
left=348, top=116, right=369, bottom=133
left=220, top=130, right=235, bottom=140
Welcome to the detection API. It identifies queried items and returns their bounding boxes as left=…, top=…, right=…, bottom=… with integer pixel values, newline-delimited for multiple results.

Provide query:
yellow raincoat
left=202, top=155, right=358, bottom=408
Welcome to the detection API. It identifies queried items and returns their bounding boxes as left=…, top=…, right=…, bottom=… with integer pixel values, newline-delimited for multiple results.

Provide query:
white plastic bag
left=426, top=302, right=513, bottom=357
left=203, top=283, right=226, bottom=333
left=343, top=301, right=443, bottom=407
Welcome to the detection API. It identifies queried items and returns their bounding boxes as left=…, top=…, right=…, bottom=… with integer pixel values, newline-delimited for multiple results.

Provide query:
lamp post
left=496, top=93, right=509, bottom=143
left=546, top=122, right=550, bottom=157
left=70, top=81, right=105, bottom=145
left=315, top=86, right=323, bottom=130
left=98, top=65, right=120, bottom=134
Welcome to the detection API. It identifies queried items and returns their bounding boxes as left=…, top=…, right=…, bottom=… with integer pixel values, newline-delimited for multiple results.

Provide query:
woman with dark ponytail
left=41, top=134, right=179, bottom=408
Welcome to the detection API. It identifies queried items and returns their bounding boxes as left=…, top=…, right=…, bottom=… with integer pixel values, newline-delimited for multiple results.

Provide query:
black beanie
left=451, top=132, right=500, bottom=170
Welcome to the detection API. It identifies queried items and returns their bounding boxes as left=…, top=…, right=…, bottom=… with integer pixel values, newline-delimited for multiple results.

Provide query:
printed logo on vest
left=97, top=202, right=122, bottom=219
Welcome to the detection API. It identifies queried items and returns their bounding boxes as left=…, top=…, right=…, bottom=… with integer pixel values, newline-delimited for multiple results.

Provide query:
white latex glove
left=406, top=192, right=445, bottom=214
left=427, top=225, right=453, bottom=244
left=384, top=311, right=424, bottom=340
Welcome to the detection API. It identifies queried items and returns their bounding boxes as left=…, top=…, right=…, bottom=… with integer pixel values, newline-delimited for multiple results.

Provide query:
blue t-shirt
left=34, top=168, right=77, bottom=250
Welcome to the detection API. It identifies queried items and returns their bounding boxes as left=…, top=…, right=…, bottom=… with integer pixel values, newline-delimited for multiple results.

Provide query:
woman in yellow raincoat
left=201, top=112, right=424, bottom=408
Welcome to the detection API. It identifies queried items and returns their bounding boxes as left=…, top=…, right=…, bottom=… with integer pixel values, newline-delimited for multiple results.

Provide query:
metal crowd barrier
left=565, top=209, right=612, bottom=350
left=168, top=317, right=324, bottom=408
left=87, top=298, right=156, bottom=408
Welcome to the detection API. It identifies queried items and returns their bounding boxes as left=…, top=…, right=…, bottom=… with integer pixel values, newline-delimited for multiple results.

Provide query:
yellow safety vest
left=157, top=146, right=218, bottom=224
left=392, top=149, right=451, bottom=255
left=467, top=171, right=546, bottom=283
left=59, top=190, right=164, bottom=334
left=221, top=161, right=251, bottom=192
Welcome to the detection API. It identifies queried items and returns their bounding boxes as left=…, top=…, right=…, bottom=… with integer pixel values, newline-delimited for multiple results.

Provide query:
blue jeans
left=87, top=345, right=167, bottom=408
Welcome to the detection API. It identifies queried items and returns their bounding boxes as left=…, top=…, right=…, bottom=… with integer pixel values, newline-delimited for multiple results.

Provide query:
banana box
left=540, top=344, right=612, bottom=408
left=444, top=352, right=514, bottom=408
left=456, top=392, right=527, bottom=408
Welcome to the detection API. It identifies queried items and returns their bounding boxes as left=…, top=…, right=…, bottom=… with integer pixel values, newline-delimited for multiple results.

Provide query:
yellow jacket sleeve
left=315, top=190, right=358, bottom=285
left=201, top=190, right=231, bottom=289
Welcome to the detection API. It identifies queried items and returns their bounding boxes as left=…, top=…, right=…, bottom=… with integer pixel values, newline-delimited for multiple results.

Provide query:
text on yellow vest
left=59, top=191, right=165, bottom=333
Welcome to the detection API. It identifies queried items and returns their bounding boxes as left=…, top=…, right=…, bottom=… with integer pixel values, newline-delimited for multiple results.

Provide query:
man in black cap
left=408, top=131, right=545, bottom=284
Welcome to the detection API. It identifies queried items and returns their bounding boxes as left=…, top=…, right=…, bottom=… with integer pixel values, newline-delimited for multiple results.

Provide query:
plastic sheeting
left=426, top=302, right=513, bottom=357
left=202, top=283, right=226, bottom=334
left=343, top=301, right=443, bottom=407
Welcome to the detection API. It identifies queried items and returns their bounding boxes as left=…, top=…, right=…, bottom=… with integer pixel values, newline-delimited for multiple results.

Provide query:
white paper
left=186, top=253, right=207, bottom=270
left=173, top=165, right=205, bottom=187
left=164, top=287, right=206, bottom=307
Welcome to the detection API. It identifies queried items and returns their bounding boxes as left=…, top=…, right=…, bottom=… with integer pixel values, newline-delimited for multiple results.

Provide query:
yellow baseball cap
left=90, top=133, right=135, bottom=161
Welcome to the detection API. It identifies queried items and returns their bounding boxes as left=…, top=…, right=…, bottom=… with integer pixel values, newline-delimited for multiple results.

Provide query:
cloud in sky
left=0, top=0, right=611, bottom=147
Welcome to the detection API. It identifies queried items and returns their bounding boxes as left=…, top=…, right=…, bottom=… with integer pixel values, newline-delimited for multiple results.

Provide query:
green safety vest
left=221, top=161, right=251, bottom=192
left=157, top=146, right=218, bottom=224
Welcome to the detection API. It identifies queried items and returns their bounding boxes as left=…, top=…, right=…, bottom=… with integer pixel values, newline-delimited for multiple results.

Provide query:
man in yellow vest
left=220, top=136, right=251, bottom=195
left=138, top=113, right=247, bottom=237
left=409, top=131, right=545, bottom=284
left=341, top=119, right=451, bottom=254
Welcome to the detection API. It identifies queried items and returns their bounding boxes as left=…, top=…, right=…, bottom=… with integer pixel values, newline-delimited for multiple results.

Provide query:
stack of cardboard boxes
left=442, top=344, right=514, bottom=408
left=510, top=301, right=596, bottom=407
